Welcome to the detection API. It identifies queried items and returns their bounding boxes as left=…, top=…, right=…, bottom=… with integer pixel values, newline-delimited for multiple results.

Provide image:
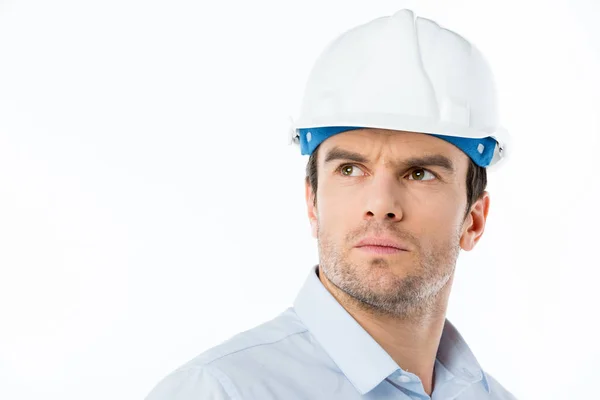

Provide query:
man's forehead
left=318, top=129, right=464, bottom=163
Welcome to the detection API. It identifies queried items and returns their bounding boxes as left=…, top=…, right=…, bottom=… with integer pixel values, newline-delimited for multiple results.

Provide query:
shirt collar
left=293, top=265, right=491, bottom=395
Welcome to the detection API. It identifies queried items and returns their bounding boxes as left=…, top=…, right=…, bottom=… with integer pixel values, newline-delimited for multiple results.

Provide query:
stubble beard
left=318, top=227, right=461, bottom=322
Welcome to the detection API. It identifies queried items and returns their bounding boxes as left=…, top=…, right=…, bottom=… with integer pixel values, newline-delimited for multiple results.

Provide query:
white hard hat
left=289, top=9, right=509, bottom=168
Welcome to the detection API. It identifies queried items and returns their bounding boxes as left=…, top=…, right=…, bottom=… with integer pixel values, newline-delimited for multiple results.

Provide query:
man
left=146, top=8, right=517, bottom=400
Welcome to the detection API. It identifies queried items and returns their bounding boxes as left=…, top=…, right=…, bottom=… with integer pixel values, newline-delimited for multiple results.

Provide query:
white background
left=1, top=0, right=599, bottom=399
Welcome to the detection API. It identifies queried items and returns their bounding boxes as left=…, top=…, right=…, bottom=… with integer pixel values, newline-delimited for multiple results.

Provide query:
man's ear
left=460, top=191, right=490, bottom=251
left=305, top=178, right=319, bottom=239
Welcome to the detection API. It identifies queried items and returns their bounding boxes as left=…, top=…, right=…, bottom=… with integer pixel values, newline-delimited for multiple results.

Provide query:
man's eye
left=338, top=164, right=365, bottom=177
left=407, top=168, right=436, bottom=181
left=338, top=164, right=436, bottom=181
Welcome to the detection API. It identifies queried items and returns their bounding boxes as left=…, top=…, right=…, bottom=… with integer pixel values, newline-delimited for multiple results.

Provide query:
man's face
left=305, top=128, right=488, bottom=319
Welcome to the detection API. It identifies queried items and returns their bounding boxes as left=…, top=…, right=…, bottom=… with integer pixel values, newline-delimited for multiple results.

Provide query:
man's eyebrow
left=324, top=147, right=369, bottom=164
left=323, top=146, right=455, bottom=173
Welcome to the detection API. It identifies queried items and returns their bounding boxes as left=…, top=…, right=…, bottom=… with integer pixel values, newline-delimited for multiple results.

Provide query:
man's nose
left=363, top=172, right=404, bottom=222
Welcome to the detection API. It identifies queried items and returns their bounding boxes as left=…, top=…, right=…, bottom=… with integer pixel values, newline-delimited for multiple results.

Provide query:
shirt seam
left=201, top=327, right=309, bottom=366
left=204, top=364, right=243, bottom=400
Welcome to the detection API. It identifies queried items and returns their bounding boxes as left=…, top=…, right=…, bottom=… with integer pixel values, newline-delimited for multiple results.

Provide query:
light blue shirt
left=146, top=265, right=517, bottom=399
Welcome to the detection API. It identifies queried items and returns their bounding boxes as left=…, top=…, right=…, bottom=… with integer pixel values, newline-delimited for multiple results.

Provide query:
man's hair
left=305, top=144, right=487, bottom=221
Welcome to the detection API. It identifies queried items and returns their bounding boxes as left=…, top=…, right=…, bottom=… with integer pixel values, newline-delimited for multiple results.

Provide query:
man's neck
left=318, top=266, right=454, bottom=396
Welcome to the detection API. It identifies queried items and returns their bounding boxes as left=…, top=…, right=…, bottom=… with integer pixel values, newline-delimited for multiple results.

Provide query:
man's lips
left=356, top=245, right=407, bottom=255
left=355, top=236, right=410, bottom=251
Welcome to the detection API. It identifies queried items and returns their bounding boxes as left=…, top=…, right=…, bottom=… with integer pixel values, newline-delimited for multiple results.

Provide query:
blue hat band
left=298, top=127, right=496, bottom=168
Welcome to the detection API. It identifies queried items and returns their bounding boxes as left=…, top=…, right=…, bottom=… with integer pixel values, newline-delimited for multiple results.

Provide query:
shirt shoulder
left=180, top=307, right=308, bottom=368
left=144, top=307, right=311, bottom=400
